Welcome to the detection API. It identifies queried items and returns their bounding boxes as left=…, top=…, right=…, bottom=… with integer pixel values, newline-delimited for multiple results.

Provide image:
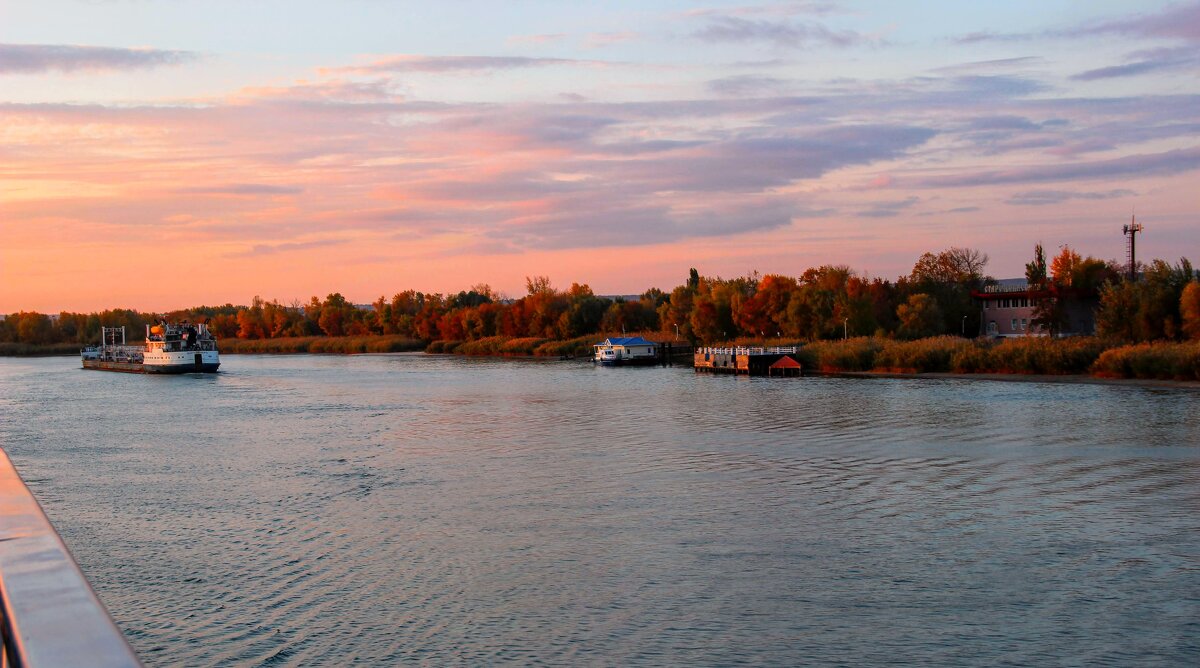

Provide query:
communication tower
left=1122, top=215, right=1142, bottom=281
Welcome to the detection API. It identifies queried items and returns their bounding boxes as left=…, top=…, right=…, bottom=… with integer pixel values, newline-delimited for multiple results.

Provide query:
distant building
left=973, top=279, right=1098, bottom=337
left=975, top=279, right=1037, bottom=337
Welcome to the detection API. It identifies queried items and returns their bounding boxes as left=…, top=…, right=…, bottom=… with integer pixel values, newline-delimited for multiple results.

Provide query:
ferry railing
left=0, top=449, right=142, bottom=668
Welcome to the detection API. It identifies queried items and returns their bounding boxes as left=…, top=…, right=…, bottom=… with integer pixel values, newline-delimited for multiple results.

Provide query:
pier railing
left=696, top=346, right=798, bottom=355
left=0, top=448, right=142, bottom=667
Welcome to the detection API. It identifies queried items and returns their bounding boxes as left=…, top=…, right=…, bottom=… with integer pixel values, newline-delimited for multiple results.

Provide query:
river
left=0, top=354, right=1197, bottom=665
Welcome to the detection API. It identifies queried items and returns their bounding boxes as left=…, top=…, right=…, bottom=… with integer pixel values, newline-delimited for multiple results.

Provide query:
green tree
left=1025, top=243, right=1047, bottom=290
left=1096, top=257, right=1195, bottom=342
left=896, top=293, right=942, bottom=339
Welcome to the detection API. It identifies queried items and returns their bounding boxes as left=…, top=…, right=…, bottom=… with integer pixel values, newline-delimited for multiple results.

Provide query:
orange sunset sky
left=2, top=1, right=1198, bottom=313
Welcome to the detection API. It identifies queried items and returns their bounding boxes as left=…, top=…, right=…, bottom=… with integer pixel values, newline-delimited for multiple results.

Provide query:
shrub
left=456, top=336, right=508, bottom=356
left=1092, top=342, right=1200, bottom=380
left=534, top=335, right=597, bottom=358
left=874, top=336, right=969, bottom=372
left=950, top=342, right=992, bottom=373
left=803, top=337, right=881, bottom=372
left=987, top=336, right=1106, bottom=374
left=425, top=340, right=463, bottom=354
left=500, top=337, right=550, bottom=355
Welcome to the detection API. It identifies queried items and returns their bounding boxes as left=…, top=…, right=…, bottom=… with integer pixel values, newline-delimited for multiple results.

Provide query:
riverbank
left=795, top=336, right=1200, bottom=382
left=0, top=342, right=80, bottom=356
left=9, top=333, right=1199, bottom=384
left=219, top=335, right=424, bottom=354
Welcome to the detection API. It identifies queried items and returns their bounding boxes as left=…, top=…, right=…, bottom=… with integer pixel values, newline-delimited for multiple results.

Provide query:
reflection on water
left=1, top=355, right=1198, bottom=665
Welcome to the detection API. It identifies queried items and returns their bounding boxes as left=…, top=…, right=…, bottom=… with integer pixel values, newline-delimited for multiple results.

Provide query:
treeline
left=3, top=247, right=1198, bottom=350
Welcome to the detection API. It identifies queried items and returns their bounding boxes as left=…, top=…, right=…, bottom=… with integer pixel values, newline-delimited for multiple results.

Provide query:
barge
left=82, top=323, right=220, bottom=374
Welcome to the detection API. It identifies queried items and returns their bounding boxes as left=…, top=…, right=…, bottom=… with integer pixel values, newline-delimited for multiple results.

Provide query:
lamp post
left=962, top=315, right=968, bottom=336
left=674, top=322, right=679, bottom=340
left=843, top=318, right=848, bottom=340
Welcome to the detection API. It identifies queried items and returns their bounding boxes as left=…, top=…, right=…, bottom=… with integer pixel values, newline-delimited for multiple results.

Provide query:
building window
left=1011, top=318, right=1018, bottom=330
left=1020, top=318, right=1027, bottom=330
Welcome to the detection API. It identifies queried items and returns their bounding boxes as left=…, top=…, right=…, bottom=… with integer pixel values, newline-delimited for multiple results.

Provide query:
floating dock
left=694, top=346, right=803, bottom=377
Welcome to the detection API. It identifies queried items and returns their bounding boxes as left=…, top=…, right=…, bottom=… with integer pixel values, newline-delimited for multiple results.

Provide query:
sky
left=1, top=0, right=1198, bottom=312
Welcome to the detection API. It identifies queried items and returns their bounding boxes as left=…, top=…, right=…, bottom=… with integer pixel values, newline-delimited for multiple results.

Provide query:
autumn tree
left=907, top=247, right=989, bottom=336
left=317, top=293, right=356, bottom=337
left=560, top=283, right=609, bottom=338
left=1031, top=247, right=1077, bottom=336
left=1181, top=281, right=1200, bottom=341
left=736, top=274, right=797, bottom=338
left=658, top=285, right=696, bottom=340
left=1096, top=258, right=1195, bottom=342
left=896, top=293, right=942, bottom=339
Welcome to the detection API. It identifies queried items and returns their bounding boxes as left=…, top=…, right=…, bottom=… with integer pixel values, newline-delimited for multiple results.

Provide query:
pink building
left=976, top=279, right=1039, bottom=337
left=973, top=279, right=1099, bottom=338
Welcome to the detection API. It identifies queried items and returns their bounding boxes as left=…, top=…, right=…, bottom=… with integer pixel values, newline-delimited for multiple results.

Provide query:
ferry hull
left=83, top=360, right=220, bottom=374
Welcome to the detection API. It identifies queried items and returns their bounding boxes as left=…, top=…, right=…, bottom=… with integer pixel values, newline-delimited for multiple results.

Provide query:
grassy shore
left=428, top=334, right=599, bottom=358
left=795, top=336, right=1200, bottom=381
left=219, top=335, right=425, bottom=354
left=0, top=342, right=82, bottom=356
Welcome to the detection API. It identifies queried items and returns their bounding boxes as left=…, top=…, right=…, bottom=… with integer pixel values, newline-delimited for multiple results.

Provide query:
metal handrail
left=0, top=448, right=142, bottom=667
left=697, top=346, right=798, bottom=355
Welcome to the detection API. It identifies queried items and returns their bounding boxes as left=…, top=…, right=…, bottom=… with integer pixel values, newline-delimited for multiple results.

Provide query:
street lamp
left=843, top=318, right=848, bottom=340
left=962, top=315, right=968, bottom=336
left=674, top=322, right=679, bottom=340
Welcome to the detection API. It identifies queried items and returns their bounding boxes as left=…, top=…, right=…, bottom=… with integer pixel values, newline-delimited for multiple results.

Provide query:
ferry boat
left=593, top=336, right=659, bottom=366
left=82, top=323, right=220, bottom=373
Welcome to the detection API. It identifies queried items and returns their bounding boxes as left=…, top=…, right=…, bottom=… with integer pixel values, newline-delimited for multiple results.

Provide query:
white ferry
left=82, top=323, right=220, bottom=373
left=593, top=336, right=659, bottom=366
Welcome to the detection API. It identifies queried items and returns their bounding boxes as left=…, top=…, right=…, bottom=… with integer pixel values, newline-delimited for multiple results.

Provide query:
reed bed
left=221, top=335, right=425, bottom=354
left=451, top=336, right=551, bottom=356
left=799, top=337, right=882, bottom=372
left=436, top=335, right=596, bottom=357
left=1092, top=342, right=1200, bottom=381
left=0, top=342, right=82, bottom=356
left=972, top=337, right=1108, bottom=374
left=781, top=335, right=1179, bottom=378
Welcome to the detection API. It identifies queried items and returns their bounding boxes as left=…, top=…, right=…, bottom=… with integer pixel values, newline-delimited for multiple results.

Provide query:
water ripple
left=0, top=356, right=1197, bottom=666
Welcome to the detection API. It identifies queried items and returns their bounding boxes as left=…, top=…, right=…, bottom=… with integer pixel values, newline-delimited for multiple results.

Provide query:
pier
left=694, top=346, right=803, bottom=377
left=0, top=448, right=142, bottom=667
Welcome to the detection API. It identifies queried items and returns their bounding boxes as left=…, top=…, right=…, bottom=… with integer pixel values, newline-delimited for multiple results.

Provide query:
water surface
left=0, top=355, right=1197, bottom=665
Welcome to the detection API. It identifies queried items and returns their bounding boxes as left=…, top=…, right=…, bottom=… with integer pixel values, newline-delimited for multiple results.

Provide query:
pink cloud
left=4, top=52, right=1199, bottom=311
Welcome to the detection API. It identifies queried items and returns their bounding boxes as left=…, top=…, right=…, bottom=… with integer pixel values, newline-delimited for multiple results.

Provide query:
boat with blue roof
left=593, top=336, right=659, bottom=366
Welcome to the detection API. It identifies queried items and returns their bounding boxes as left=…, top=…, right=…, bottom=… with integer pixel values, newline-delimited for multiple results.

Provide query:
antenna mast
left=1122, top=215, right=1143, bottom=281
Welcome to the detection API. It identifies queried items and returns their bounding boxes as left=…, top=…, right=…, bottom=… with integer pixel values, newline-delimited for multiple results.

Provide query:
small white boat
left=593, top=337, right=659, bottom=366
